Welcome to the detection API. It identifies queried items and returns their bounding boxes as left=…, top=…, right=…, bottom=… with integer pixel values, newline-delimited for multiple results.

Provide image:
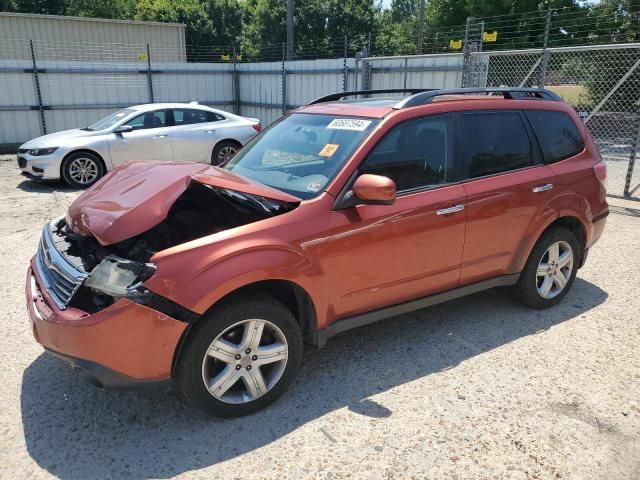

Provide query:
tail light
left=594, top=160, right=607, bottom=186
left=252, top=124, right=262, bottom=133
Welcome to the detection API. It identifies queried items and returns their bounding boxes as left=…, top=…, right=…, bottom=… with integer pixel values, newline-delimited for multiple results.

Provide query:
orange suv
left=26, top=88, right=608, bottom=416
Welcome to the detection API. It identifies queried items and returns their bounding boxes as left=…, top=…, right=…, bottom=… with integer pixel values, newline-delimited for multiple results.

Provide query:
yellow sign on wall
left=221, top=54, right=231, bottom=61
left=449, top=39, right=462, bottom=50
left=483, top=31, right=498, bottom=42
left=137, top=52, right=148, bottom=61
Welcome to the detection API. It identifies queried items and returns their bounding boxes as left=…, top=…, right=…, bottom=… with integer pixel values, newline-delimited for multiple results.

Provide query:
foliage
left=66, top=0, right=135, bottom=20
left=135, top=0, right=215, bottom=59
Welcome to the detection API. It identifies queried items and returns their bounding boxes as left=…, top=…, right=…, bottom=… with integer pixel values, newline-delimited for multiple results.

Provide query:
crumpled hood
left=20, top=128, right=98, bottom=149
left=66, top=161, right=300, bottom=245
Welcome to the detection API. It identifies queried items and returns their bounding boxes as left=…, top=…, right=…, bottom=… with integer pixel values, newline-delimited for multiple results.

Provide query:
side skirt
left=316, top=273, right=520, bottom=348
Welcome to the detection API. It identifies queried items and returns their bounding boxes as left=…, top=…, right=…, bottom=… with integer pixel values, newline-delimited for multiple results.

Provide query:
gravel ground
left=0, top=156, right=639, bottom=480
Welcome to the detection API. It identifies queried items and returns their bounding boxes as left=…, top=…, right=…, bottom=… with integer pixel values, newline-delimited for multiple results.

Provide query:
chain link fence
left=465, top=44, right=640, bottom=199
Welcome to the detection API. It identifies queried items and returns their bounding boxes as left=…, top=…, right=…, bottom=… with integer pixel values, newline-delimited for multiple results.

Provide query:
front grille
left=17, top=157, right=26, bottom=168
left=35, top=219, right=87, bottom=309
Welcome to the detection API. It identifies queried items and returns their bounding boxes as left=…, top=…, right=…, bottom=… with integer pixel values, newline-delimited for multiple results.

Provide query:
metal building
left=0, top=12, right=186, bottom=62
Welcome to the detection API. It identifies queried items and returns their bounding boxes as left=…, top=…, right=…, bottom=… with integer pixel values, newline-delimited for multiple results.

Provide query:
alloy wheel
left=68, top=157, right=99, bottom=185
left=216, top=146, right=237, bottom=166
left=201, top=319, right=288, bottom=404
left=536, top=240, right=574, bottom=299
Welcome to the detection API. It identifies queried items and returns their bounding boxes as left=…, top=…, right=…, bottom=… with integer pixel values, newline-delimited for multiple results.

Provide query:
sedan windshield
left=224, top=113, right=378, bottom=199
left=86, top=108, right=136, bottom=131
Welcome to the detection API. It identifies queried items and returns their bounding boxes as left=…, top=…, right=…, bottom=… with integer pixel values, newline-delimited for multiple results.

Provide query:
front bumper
left=26, top=258, right=187, bottom=388
left=17, top=150, right=65, bottom=181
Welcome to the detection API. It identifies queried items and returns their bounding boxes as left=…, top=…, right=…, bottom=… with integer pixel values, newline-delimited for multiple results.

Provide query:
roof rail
left=307, top=89, right=436, bottom=105
left=394, top=87, right=561, bottom=108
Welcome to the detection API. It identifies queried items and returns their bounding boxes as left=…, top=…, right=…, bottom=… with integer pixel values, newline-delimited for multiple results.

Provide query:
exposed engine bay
left=50, top=182, right=296, bottom=314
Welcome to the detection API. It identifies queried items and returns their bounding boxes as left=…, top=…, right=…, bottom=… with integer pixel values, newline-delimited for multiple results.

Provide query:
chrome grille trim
left=34, top=219, right=87, bottom=310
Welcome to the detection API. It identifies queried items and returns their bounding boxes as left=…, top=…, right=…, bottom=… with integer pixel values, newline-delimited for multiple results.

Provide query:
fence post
left=29, top=39, right=46, bottom=136
left=281, top=43, right=287, bottom=114
left=343, top=35, right=348, bottom=92
left=232, top=45, right=240, bottom=115
left=416, top=0, right=425, bottom=54
left=146, top=43, right=154, bottom=103
left=404, top=57, right=408, bottom=89
left=461, top=17, right=472, bottom=87
left=624, top=120, right=640, bottom=197
left=538, top=8, right=553, bottom=88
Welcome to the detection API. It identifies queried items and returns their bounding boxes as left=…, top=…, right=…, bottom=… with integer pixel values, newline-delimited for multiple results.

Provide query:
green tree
left=10, top=0, right=67, bottom=14
left=135, top=0, right=215, bottom=59
left=65, top=0, right=135, bottom=19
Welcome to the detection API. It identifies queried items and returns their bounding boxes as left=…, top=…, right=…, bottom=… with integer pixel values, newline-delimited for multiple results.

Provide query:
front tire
left=513, top=226, right=581, bottom=309
left=175, top=292, right=302, bottom=417
left=61, top=152, right=104, bottom=188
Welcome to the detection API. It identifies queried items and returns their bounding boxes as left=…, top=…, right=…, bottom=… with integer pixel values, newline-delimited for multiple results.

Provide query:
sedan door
left=324, top=115, right=467, bottom=319
left=108, top=109, right=172, bottom=165
left=169, top=108, right=224, bottom=163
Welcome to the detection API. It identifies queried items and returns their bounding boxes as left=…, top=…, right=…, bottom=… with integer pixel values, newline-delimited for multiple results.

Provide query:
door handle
left=153, top=134, right=167, bottom=138
left=532, top=183, right=553, bottom=193
left=436, top=204, right=465, bottom=215
left=205, top=129, right=216, bottom=134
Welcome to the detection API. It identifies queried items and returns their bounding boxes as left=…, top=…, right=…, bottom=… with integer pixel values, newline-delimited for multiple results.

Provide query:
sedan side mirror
left=114, top=125, right=133, bottom=134
left=352, top=174, right=396, bottom=205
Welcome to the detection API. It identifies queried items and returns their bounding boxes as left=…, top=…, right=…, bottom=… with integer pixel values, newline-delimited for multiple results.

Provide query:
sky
left=378, top=0, right=600, bottom=10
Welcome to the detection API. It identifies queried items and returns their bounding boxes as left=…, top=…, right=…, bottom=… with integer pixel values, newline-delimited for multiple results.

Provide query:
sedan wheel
left=202, top=318, right=288, bottom=404
left=61, top=152, right=105, bottom=189
left=211, top=140, right=240, bottom=166
left=68, top=157, right=99, bottom=185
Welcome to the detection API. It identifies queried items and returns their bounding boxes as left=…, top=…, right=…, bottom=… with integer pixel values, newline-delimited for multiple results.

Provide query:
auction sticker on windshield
left=319, top=144, right=339, bottom=157
left=327, top=119, right=372, bottom=131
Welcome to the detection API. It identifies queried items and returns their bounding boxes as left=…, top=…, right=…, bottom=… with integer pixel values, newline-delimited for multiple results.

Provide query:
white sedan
left=17, top=103, right=261, bottom=188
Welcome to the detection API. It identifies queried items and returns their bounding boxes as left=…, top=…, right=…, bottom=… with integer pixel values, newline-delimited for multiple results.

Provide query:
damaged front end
left=37, top=175, right=298, bottom=319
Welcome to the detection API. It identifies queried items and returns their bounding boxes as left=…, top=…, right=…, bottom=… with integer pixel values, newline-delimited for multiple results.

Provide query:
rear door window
left=172, top=109, right=210, bottom=126
left=460, top=111, right=533, bottom=179
left=525, top=110, right=584, bottom=163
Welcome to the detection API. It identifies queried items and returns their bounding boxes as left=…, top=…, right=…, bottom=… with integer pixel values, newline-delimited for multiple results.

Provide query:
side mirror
left=352, top=174, right=396, bottom=205
left=114, top=125, right=133, bottom=134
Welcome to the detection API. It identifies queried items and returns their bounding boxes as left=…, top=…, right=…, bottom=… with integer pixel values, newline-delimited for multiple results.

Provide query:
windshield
left=224, top=113, right=378, bottom=199
left=86, top=108, right=136, bottom=131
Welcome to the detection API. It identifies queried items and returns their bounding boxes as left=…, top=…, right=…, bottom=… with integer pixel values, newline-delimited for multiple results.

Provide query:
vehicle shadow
left=21, top=278, right=607, bottom=479
left=16, top=179, right=80, bottom=194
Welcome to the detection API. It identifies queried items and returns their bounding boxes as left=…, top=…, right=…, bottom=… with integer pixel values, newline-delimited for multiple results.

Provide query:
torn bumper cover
left=26, top=258, right=188, bottom=388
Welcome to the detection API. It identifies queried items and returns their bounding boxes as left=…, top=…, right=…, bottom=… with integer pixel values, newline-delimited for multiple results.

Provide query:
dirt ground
left=0, top=157, right=639, bottom=480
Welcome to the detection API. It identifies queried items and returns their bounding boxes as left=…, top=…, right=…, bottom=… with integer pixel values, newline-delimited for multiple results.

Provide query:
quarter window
left=461, top=111, right=533, bottom=179
left=360, top=115, right=452, bottom=191
left=525, top=110, right=584, bottom=163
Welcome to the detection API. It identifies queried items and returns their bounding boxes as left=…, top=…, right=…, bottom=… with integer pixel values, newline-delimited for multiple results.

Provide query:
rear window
left=525, top=110, right=584, bottom=163
left=461, top=111, right=533, bottom=179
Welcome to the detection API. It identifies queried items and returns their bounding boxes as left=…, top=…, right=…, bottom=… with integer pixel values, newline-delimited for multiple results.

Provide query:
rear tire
left=61, top=151, right=104, bottom=189
left=175, top=292, right=302, bottom=417
left=211, top=140, right=241, bottom=166
left=512, top=226, right=581, bottom=309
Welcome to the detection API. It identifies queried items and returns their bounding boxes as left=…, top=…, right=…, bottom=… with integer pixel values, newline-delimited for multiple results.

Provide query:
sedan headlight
left=29, top=147, right=59, bottom=156
left=85, top=255, right=156, bottom=300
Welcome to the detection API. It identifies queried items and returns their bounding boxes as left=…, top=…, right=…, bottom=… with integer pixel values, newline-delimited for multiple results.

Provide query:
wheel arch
left=170, top=279, right=318, bottom=376
left=515, top=214, right=588, bottom=273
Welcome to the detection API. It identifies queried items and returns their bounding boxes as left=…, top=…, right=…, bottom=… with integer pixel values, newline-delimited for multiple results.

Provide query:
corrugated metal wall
left=0, top=12, right=186, bottom=62
left=0, top=51, right=464, bottom=145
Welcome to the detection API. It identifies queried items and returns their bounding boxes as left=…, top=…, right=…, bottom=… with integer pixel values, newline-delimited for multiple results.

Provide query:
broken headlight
left=84, top=255, right=156, bottom=301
